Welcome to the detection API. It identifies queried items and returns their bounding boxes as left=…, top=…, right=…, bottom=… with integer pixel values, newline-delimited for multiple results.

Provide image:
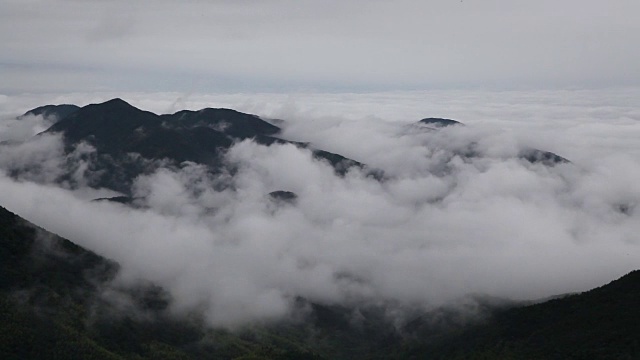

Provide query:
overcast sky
left=2, top=0, right=640, bottom=93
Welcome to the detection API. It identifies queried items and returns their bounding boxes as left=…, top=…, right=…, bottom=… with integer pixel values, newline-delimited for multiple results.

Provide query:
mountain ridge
left=26, top=99, right=382, bottom=193
left=20, top=104, right=80, bottom=120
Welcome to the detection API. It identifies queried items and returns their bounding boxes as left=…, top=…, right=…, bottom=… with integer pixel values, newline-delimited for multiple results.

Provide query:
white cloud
left=0, top=89, right=638, bottom=327
left=0, top=114, right=53, bottom=143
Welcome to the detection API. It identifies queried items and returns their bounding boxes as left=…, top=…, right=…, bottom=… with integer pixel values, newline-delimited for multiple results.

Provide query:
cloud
left=0, top=113, right=55, bottom=143
left=0, top=89, right=638, bottom=327
left=2, top=1, right=640, bottom=92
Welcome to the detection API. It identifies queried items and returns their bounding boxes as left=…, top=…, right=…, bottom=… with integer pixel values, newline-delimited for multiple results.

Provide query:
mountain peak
left=418, top=118, right=463, bottom=127
left=97, top=97, right=136, bottom=109
left=45, top=97, right=159, bottom=150
left=104, top=97, right=129, bottom=105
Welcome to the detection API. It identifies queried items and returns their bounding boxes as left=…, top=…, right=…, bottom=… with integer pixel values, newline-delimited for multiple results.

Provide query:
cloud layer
left=2, top=0, right=640, bottom=92
left=0, top=89, right=638, bottom=327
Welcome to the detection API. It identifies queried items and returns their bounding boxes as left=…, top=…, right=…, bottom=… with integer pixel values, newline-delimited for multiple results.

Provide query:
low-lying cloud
left=0, top=89, right=638, bottom=327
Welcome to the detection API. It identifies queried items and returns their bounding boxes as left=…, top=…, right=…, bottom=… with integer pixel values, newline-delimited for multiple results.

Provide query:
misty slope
left=0, top=205, right=329, bottom=359
left=1, top=202, right=638, bottom=360
left=0, top=205, right=120, bottom=359
left=0, top=204, right=444, bottom=359
left=401, top=270, right=640, bottom=359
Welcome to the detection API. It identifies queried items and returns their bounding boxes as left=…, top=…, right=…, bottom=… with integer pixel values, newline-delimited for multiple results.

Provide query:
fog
left=0, top=89, right=638, bottom=327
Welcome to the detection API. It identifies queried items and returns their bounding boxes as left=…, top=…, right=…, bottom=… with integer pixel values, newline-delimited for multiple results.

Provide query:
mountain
left=418, top=117, right=463, bottom=128
left=2, top=98, right=638, bottom=358
left=400, top=270, right=640, bottom=359
left=0, top=205, right=120, bottom=359
left=518, top=147, right=569, bottom=166
left=37, top=99, right=374, bottom=193
left=20, top=104, right=80, bottom=121
left=1, top=203, right=638, bottom=359
left=0, top=205, right=326, bottom=360
left=0, top=206, right=116, bottom=296
left=162, top=108, right=281, bottom=139
left=14, top=99, right=570, bottom=195
left=413, top=118, right=569, bottom=166
left=0, top=205, right=417, bottom=359
left=22, top=99, right=568, bottom=195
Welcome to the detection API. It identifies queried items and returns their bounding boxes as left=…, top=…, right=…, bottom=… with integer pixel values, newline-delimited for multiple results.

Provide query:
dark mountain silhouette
left=43, top=99, right=233, bottom=193
left=47, top=98, right=238, bottom=164
left=34, top=98, right=373, bottom=194
left=15, top=99, right=570, bottom=195
left=47, top=98, right=160, bottom=149
left=91, top=196, right=137, bottom=205
left=162, top=108, right=281, bottom=139
left=268, top=190, right=298, bottom=204
left=20, top=104, right=80, bottom=121
left=519, top=147, right=570, bottom=166
left=419, top=117, right=463, bottom=128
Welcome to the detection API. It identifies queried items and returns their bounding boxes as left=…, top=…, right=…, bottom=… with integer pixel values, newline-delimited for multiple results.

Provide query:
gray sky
left=2, top=0, right=640, bottom=93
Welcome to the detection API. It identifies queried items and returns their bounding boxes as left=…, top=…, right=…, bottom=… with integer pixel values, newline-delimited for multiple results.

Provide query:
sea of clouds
left=0, top=88, right=638, bottom=326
